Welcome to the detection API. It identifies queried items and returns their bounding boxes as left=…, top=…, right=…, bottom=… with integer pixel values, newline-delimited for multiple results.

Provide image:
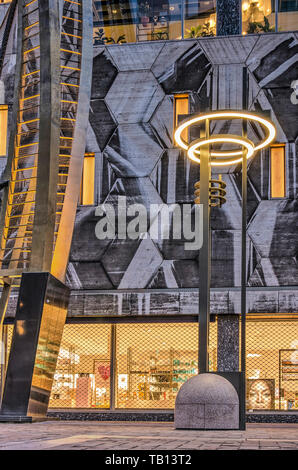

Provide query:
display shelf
left=127, top=347, right=198, bottom=402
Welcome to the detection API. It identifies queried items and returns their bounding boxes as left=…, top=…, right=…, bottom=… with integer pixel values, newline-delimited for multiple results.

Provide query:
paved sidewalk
left=0, top=421, right=297, bottom=450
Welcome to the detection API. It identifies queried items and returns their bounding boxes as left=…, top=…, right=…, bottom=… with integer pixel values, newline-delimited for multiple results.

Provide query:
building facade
left=0, top=0, right=298, bottom=418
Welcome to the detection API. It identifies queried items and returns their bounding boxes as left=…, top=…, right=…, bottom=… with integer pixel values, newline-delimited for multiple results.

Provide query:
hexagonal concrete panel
left=246, top=33, right=295, bottom=72
left=105, top=176, right=163, bottom=210
left=89, top=99, right=117, bottom=151
left=249, top=34, right=298, bottom=141
left=67, top=262, right=113, bottom=290
left=151, top=40, right=198, bottom=81
left=149, top=260, right=199, bottom=288
left=155, top=42, right=211, bottom=94
left=150, top=95, right=174, bottom=149
left=247, top=200, right=298, bottom=259
left=248, top=257, right=298, bottom=287
left=104, top=123, right=163, bottom=177
left=107, top=42, right=164, bottom=71
left=150, top=149, right=200, bottom=204
left=91, top=49, right=118, bottom=99
left=69, top=206, right=112, bottom=263
left=101, top=238, right=141, bottom=287
left=105, top=70, right=164, bottom=124
left=199, top=35, right=257, bottom=65
left=118, top=238, right=163, bottom=289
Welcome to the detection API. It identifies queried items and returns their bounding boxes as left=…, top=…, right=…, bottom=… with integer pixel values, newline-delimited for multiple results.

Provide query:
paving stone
left=0, top=422, right=298, bottom=450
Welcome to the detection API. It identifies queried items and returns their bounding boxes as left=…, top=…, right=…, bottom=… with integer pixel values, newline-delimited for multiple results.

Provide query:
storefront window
left=48, top=321, right=217, bottom=410
left=246, top=319, right=298, bottom=411
left=40, top=318, right=298, bottom=412
left=115, top=323, right=217, bottom=409
left=49, top=324, right=111, bottom=409
left=93, top=1, right=217, bottom=45
left=242, top=0, right=276, bottom=35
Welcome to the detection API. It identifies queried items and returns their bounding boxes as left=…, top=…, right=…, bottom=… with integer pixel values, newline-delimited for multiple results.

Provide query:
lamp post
left=174, top=104, right=276, bottom=429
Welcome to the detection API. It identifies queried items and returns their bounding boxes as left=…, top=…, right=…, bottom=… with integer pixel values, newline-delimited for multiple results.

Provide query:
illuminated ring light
left=174, top=110, right=276, bottom=165
left=188, top=134, right=255, bottom=166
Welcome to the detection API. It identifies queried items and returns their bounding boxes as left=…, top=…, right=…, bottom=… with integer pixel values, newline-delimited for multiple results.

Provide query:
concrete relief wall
left=67, top=33, right=298, bottom=293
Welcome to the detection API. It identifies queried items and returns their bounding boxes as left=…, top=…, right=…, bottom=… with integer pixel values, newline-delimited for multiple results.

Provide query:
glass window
left=116, top=322, right=217, bottom=409
left=39, top=319, right=298, bottom=411
left=270, top=145, right=285, bottom=198
left=49, top=324, right=112, bottom=409
left=93, top=1, right=217, bottom=44
left=80, top=153, right=95, bottom=205
left=48, top=322, right=218, bottom=410
left=0, top=105, right=8, bottom=157
left=246, top=319, right=298, bottom=411
left=242, top=0, right=276, bottom=34
left=184, top=0, right=216, bottom=38
left=278, top=0, right=298, bottom=31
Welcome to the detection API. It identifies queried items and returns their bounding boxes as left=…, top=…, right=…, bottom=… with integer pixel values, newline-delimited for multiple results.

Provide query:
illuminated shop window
left=49, top=324, right=112, bottom=409
left=270, top=145, right=285, bottom=198
left=93, top=1, right=217, bottom=45
left=46, top=319, right=298, bottom=411
left=48, top=322, right=217, bottom=410
left=115, top=323, right=217, bottom=409
left=246, top=318, right=298, bottom=411
left=174, top=94, right=189, bottom=143
left=0, top=104, right=8, bottom=157
left=80, top=153, right=95, bottom=205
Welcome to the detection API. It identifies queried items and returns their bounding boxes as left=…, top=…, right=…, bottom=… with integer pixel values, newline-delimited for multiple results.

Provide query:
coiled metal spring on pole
left=194, top=175, right=227, bottom=208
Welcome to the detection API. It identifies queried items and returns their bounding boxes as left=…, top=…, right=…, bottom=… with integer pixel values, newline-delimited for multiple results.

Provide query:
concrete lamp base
left=175, top=373, right=239, bottom=430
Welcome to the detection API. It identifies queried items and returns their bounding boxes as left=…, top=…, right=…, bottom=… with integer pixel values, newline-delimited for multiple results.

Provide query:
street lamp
left=174, top=107, right=276, bottom=429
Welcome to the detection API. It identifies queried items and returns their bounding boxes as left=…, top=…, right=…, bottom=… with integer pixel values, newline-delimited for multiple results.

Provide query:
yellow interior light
left=80, top=154, right=95, bottom=205
left=0, top=104, right=8, bottom=156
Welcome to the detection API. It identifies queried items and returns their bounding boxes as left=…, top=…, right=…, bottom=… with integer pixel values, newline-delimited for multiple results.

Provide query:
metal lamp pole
left=240, top=67, right=248, bottom=426
left=198, top=119, right=211, bottom=373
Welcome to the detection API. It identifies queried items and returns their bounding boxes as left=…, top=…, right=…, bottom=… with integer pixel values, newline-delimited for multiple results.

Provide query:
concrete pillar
left=217, top=315, right=240, bottom=371
left=216, top=0, right=242, bottom=36
left=0, top=273, right=69, bottom=421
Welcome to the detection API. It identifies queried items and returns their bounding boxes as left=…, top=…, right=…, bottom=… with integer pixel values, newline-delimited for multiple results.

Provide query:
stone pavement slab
left=0, top=421, right=296, bottom=450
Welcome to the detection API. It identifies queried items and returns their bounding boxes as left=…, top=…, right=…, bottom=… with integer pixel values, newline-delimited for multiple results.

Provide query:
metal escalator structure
left=0, top=0, right=92, bottom=283
left=0, top=0, right=92, bottom=419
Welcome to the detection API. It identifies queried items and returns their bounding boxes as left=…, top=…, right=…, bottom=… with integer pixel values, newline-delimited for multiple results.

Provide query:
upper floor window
left=93, top=1, right=217, bottom=45
left=80, top=153, right=95, bottom=205
left=242, top=0, right=298, bottom=34
left=270, top=144, right=286, bottom=198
